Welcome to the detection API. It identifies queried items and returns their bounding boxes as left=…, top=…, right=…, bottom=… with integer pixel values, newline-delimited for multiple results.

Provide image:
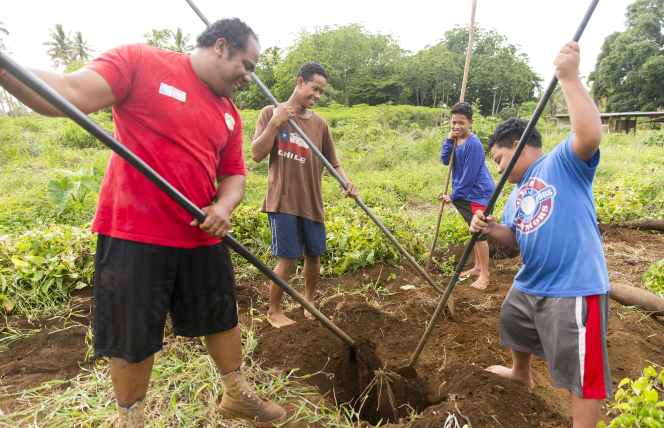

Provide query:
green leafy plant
left=599, top=366, right=664, bottom=428
left=0, top=224, right=96, bottom=314
left=643, top=259, right=664, bottom=298
left=46, top=165, right=103, bottom=214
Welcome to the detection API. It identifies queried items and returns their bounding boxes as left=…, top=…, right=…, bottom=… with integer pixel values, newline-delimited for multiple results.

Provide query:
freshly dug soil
left=2, top=225, right=664, bottom=428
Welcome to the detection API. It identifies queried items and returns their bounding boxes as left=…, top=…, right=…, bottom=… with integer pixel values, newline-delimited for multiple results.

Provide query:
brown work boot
left=218, top=369, right=287, bottom=427
left=115, top=400, right=144, bottom=428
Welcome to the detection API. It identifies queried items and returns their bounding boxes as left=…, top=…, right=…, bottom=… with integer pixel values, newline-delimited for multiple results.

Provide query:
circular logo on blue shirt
left=514, top=177, right=557, bottom=234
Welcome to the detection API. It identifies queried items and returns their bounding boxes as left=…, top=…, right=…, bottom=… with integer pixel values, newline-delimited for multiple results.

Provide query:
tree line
left=233, top=24, right=542, bottom=117
left=589, top=0, right=664, bottom=112
left=4, top=0, right=663, bottom=117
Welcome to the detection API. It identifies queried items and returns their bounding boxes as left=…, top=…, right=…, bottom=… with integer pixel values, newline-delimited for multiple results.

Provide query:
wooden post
left=459, top=0, right=477, bottom=103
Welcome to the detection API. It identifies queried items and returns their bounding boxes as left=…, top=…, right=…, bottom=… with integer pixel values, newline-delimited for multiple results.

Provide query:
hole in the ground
left=335, top=337, right=430, bottom=425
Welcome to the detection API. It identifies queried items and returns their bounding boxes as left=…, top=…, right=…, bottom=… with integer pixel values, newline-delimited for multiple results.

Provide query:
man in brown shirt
left=252, top=62, right=359, bottom=328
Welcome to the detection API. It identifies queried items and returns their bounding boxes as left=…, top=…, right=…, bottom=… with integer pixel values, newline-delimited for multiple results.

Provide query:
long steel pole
left=185, top=0, right=445, bottom=295
left=425, top=0, right=477, bottom=274
left=0, top=51, right=355, bottom=349
left=399, top=0, right=601, bottom=378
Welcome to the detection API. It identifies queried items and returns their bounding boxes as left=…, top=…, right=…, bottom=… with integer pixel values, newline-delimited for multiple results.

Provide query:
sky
left=1, top=0, right=633, bottom=93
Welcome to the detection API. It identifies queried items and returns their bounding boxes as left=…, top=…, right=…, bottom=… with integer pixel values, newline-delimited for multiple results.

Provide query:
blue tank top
left=501, top=134, right=610, bottom=297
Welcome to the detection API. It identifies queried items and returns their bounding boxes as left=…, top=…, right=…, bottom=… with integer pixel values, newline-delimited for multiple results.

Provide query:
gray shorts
left=500, top=287, right=613, bottom=399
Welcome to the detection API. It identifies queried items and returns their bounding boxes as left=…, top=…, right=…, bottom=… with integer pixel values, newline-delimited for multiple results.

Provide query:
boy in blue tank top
left=470, top=41, right=612, bottom=428
left=440, top=102, right=496, bottom=290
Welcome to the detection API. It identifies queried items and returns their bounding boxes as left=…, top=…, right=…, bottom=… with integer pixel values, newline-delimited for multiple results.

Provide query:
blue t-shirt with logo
left=501, top=134, right=610, bottom=297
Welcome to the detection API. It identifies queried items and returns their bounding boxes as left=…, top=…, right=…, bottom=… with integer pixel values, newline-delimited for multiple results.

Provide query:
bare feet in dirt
left=470, top=275, right=489, bottom=290
left=267, top=311, right=296, bottom=328
left=303, top=298, right=316, bottom=320
left=461, top=267, right=481, bottom=278
left=486, top=365, right=535, bottom=390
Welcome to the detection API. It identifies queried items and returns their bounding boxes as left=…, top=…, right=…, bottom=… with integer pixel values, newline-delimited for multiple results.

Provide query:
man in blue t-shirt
left=440, top=102, right=496, bottom=290
left=470, top=42, right=612, bottom=428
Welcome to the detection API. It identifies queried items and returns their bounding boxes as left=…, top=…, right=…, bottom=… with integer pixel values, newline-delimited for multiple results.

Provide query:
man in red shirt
left=0, top=19, right=286, bottom=428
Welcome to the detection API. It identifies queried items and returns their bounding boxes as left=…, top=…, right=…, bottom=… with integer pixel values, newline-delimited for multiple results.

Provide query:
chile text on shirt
left=278, top=129, right=309, bottom=164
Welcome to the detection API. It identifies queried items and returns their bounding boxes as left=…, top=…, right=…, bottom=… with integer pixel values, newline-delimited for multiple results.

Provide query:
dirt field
left=1, top=224, right=663, bottom=427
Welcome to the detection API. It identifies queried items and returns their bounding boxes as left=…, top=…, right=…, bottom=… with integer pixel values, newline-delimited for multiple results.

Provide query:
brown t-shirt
left=254, top=106, right=341, bottom=223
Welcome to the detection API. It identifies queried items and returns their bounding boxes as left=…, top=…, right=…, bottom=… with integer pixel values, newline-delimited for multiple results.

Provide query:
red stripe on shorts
left=582, top=295, right=607, bottom=398
left=470, top=203, right=486, bottom=215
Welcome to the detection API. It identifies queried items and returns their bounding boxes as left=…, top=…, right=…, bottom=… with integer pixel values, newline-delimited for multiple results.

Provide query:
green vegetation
left=1, top=105, right=663, bottom=317
left=599, top=366, right=664, bottom=428
left=589, top=0, right=664, bottom=112
left=233, top=24, right=540, bottom=116
left=644, top=259, right=664, bottom=298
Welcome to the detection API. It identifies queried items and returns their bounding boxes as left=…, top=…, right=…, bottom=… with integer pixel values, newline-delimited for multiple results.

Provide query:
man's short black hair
left=196, top=18, right=258, bottom=58
left=450, top=102, right=473, bottom=120
left=295, top=62, right=328, bottom=85
left=488, top=118, right=542, bottom=151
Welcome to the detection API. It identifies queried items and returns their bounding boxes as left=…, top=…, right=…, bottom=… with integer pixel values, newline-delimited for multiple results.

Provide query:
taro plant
left=46, top=165, right=104, bottom=214
left=643, top=259, right=664, bottom=298
left=599, top=366, right=664, bottom=428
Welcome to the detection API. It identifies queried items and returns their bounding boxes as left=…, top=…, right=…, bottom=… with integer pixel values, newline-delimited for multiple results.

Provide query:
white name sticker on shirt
left=159, top=83, right=186, bottom=102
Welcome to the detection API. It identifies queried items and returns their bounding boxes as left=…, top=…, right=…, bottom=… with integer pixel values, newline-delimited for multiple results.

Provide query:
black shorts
left=93, top=234, right=238, bottom=363
left=452, top=199, right=488, bottom=241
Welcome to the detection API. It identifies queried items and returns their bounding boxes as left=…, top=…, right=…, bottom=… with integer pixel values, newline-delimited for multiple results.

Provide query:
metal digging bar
left=0, top=51, right=355, bottom=349
left=397, top=0, right=601, bottom=379
left=185, top=0, right=445, bottom=296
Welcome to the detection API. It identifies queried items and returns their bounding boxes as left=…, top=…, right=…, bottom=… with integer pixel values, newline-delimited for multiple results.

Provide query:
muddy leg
left=470, top=240, right=490, bottom=290
left=570, top=392, right=601, bottom=428
left=302, top=254, right=321, bottom=320
left=110, top=355, right=154, bottom=405
left=204, top=326, right=243, bottom=374
left=486, top=348, right=535, bottom=390
left=267, top=257, right=297, bottom=328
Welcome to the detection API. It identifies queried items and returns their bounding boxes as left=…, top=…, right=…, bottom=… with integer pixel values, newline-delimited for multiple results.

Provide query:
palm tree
left=43, top=24, right=73, bottom=68
left=170, top=28, right=194, bottom=53
left=71, top=31, right=95, bottom=61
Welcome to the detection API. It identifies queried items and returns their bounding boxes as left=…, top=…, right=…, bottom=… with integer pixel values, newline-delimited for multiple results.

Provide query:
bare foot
left=303, top=298, right=316, bottom=321
left=267, top=311, right=296, bottom=328
left=470, top=275, right=489, bottom=290
left=486, top=365, right=535, bottom=390
left=461, top=267, right=481, bottom=278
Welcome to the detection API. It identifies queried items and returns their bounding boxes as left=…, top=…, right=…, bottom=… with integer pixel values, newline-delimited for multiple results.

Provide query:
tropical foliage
left=589, top=0, right=664, bottom=112
left=599, top=366, right=664, bottom=428
left=143, top=28, right=194, bottom=52
left=42, top=24, right=94, bottom=69
left=232, top=24, right=540, bottom=116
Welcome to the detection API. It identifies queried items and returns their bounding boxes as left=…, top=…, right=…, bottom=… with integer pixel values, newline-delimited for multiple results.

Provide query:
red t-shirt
left=85, top=44, right=247, bottom=248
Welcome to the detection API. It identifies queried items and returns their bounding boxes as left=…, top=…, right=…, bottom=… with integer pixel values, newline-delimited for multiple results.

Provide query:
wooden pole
left=425, top=0, right=478, bottom=275
left=459, top=0, right=477, bottom=103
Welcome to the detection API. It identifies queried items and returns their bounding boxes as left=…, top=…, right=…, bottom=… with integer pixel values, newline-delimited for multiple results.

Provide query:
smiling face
left=295, top=74, right=326, bottom=109
left=450, top=113, right=473, bottom=139
left=490, top=141, right=533, bottom=184
left=212, top=36, right=260, bottom=98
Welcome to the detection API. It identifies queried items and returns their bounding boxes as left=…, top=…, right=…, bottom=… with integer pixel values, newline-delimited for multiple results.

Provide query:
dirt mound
left=0, top=288, right=95, bottom=413
left=413, top=361, right=566, bottom=428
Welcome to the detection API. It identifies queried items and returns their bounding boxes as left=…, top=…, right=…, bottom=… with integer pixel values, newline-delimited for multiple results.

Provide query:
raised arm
left=251, top=104, right=295, bottom=163
left=554, top=42, right=602, bottom=162
left=0, top=58, right=117, bottom=116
